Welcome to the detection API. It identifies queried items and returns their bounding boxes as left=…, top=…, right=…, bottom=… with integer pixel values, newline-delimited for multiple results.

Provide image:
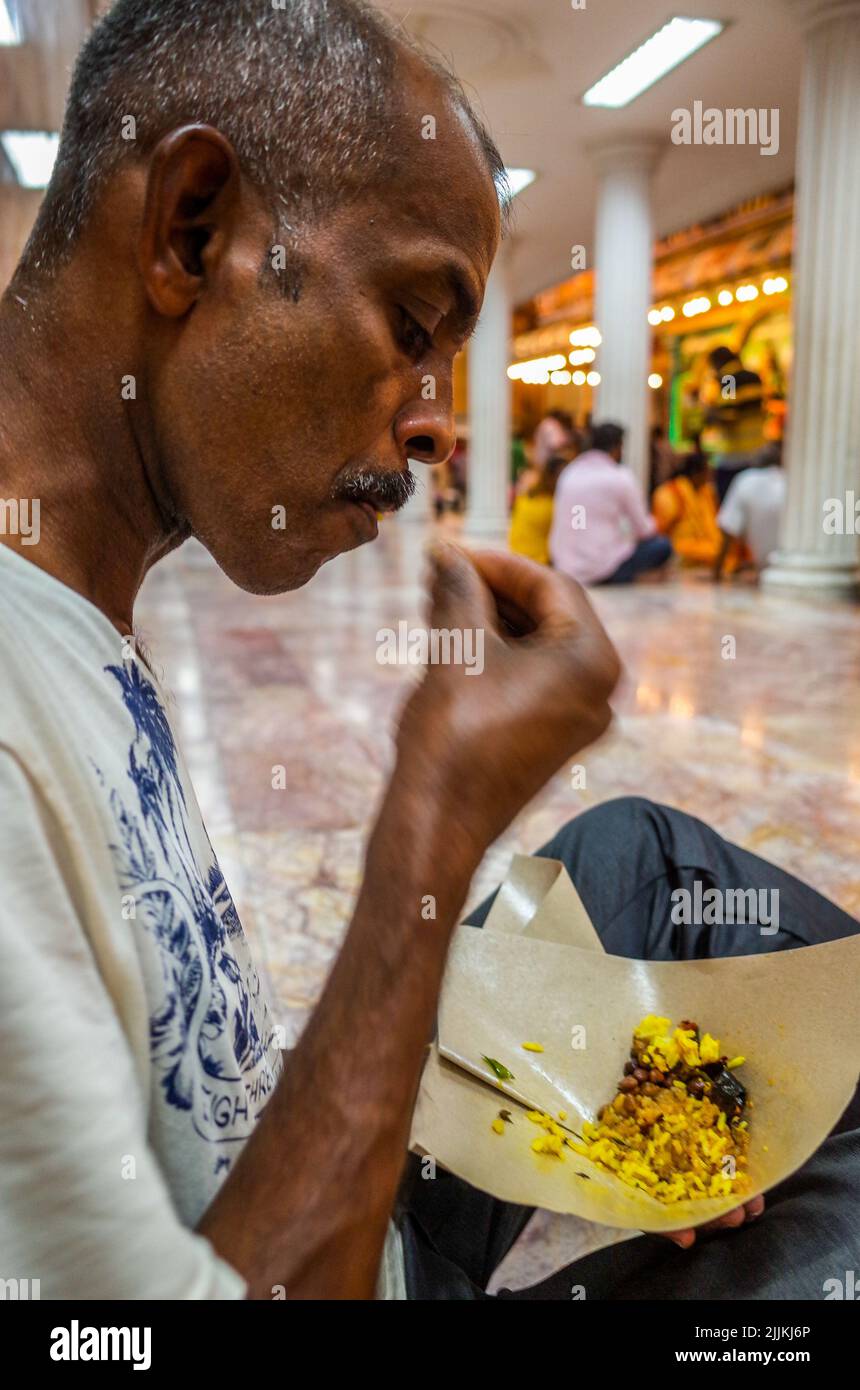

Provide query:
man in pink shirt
left=549, top=422, right=672, bottom=585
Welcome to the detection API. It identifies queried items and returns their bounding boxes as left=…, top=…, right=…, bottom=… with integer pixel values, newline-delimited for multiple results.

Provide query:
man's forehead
left=306, top=50, right=500, bottom=310
left=390, top=52, right=501, bottom=273
left=378, top=172, right=499, bottom=291
left=390, top=193, right=497, bottom=319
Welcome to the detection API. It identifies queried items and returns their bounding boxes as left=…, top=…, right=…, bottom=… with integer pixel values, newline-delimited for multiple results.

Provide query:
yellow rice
left=527, top=1015, right=752, bottom=1204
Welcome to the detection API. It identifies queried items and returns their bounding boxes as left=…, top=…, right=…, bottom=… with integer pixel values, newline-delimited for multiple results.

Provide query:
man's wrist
left=367, top=765, right=487, bottom=917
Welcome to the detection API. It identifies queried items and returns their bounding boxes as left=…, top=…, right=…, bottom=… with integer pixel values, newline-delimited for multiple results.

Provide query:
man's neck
left=0, top=274, right=183, bottom=634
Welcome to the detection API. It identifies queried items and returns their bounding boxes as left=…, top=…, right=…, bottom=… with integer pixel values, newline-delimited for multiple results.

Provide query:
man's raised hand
left=395, top=544, right=621, bottom=851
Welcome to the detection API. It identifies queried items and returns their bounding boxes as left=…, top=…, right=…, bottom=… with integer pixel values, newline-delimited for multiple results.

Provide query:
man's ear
left=138, top=124, right=240, bottom=318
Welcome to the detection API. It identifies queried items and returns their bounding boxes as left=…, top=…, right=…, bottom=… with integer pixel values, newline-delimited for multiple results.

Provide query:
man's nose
left=394, top=400, right=456, bottom=467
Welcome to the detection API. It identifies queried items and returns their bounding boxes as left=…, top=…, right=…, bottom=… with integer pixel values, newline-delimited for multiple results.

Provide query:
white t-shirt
left=717, top=466, right=787, bottom=567
left=0, top=544, right=404, bottom=1299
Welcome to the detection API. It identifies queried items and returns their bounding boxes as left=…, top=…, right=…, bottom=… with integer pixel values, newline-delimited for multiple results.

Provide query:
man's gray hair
left=17, top=0, right=507, bottom=284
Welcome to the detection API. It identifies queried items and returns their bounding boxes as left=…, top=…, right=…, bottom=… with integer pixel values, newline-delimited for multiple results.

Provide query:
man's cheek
left=337, top=311, right=410, bottom=397
left=346, top=357, right=415, bottom=429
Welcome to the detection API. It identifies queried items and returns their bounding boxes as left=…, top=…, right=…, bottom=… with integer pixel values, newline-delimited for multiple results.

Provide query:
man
left=549, top=422, right=672, bottom=585
left=704, top=345, right=766, bottom=502
left=715, top=442, right=787, bottom=580
left=0, top=0, right=620, bottom=1302
left=0, top=0, right=856, bottom=1301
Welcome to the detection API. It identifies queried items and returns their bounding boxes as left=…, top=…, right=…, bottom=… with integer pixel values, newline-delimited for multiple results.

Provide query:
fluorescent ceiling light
left=583, top=17, right=723, bottom=108
left=503, top=167, right=536, bottom=200
left=0, top=131, right=60, bottom=188
left=0, top=1, right=21, bottom=46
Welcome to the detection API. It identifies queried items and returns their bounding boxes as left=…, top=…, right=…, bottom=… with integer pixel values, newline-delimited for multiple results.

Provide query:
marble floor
left=136, top=512, right=860, bottom=1292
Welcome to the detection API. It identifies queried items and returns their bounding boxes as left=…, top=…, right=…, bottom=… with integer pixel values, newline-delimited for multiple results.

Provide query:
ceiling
left=380, top=0, right=802, bottom=301
left=0, top=0, right=803, bottom=303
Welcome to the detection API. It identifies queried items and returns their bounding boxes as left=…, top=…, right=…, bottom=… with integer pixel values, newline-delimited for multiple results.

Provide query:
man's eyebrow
left=441, top=263, right=482, bottom=335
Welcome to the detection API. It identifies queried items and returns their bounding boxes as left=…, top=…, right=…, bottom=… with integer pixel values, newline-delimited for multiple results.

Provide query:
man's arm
left=713, top=531, right=732, bottom=580
left=199, top=778, right=481, bottom=1300
left=198, top=546, right=621, bottom=1298
left=715, top=476, right=747, bottom=579
left=547, top=467, right=571, bottom=566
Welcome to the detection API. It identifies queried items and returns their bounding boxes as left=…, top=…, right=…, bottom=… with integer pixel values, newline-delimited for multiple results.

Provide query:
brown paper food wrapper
left=410, top=855, right=860, bottom=1231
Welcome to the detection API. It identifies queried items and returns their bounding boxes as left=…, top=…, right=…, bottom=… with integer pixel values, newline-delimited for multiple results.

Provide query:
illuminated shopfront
left=508, top=188, right=793, bottom=456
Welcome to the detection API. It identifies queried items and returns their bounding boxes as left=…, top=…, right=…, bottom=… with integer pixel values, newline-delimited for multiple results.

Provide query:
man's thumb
left=427, top=542, right=492, bottom=628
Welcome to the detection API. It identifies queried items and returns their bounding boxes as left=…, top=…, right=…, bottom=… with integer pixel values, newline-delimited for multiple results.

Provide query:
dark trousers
left=400, top=797, right=860, bottom=1299
left=600, top=535, right=672, bottom=585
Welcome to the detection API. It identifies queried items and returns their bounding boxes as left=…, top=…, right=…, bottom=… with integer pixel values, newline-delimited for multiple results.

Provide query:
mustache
left=334, top=467, right=417, bottom=512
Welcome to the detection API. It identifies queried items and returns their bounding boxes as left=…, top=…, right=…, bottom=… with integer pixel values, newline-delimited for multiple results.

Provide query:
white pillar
left=763, top=0, right=860, bottom=598
left=590, top=137, right=663, bottom=491
left=465, top=253, right=512, bottom=540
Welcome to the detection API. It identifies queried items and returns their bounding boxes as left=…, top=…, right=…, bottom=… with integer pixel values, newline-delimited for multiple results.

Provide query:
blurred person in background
left=432, top=435, right=468, bottom=518
left=550, top=422, right=672, bottom=586
left=515, top=409, right=575, bottom=499
left=648, top=422, right=678, bottom=496
left=715, top=441, right=786, bottom=581
left=704, top=345, right=766, bottom=502
left=532, top=408, right=574, bottom=469
left=508, top=450, right=571, bottom=565
left=510, top=430, right=528, bottom=488
left=653, top=452, right=742, bottom=572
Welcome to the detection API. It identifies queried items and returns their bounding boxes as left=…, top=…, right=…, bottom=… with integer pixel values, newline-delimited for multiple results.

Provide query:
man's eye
left=397, top=306, right=434, bottom=360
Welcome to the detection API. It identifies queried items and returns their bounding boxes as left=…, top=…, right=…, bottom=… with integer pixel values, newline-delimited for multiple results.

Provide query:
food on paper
left=482, top=1055, right=515, bottom=1082
left=569, top=1015, right=751, bottom=1202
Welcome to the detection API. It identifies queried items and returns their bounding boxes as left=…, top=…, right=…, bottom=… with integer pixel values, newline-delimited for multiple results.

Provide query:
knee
left=544, top=796, right=663, bottom=856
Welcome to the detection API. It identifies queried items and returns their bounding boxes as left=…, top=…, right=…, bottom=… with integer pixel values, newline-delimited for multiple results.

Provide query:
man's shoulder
left=749, top=468, right=787, bottom=505
left=0, top=606, right=47, bottom=750
left=554, top=459, right=580, bottom=494
left=739, top=468, right=781, bottom=497
left=615, top=464, right=639, bottom=488
left=728, top=468, right=758, bottom=495
left=0, top=603, right=118, bottom=743
left=609, top=465, right=642, bottom=501
left=562, top=452, right=608, bottom=480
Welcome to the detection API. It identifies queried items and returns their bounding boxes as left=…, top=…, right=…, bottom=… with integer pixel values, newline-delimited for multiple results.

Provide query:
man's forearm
left=198, top=769, right=481, bottom=1299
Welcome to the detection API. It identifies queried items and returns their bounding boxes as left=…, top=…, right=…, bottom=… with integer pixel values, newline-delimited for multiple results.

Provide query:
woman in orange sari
left=652, top=454, right=742, bottom=570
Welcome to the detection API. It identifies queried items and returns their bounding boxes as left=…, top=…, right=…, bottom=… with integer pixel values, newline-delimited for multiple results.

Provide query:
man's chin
left=205, top=520, right=377, bottom=596
left=220, top=552, right=329, bottom=596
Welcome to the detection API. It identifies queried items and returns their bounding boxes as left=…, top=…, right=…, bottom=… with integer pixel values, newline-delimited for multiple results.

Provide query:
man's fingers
left=426, top=541, right=495, bottom=630
left=707, top=1205, right=746, bottom=1230
left=665, top=1228, right=696, bottom=1249
left=465, top=548, right=621, bottom=683
left=663, top=1195, right=765, bottom=1249
left=465, top=547, right=593, bottom=633
left=700, top=1196, right=764, bottom=1232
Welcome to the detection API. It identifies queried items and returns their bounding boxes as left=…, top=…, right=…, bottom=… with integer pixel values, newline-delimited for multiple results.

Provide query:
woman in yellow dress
left=652, top=453, right=739, bottom=569
left=508, top=452, right=570, bottom=566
